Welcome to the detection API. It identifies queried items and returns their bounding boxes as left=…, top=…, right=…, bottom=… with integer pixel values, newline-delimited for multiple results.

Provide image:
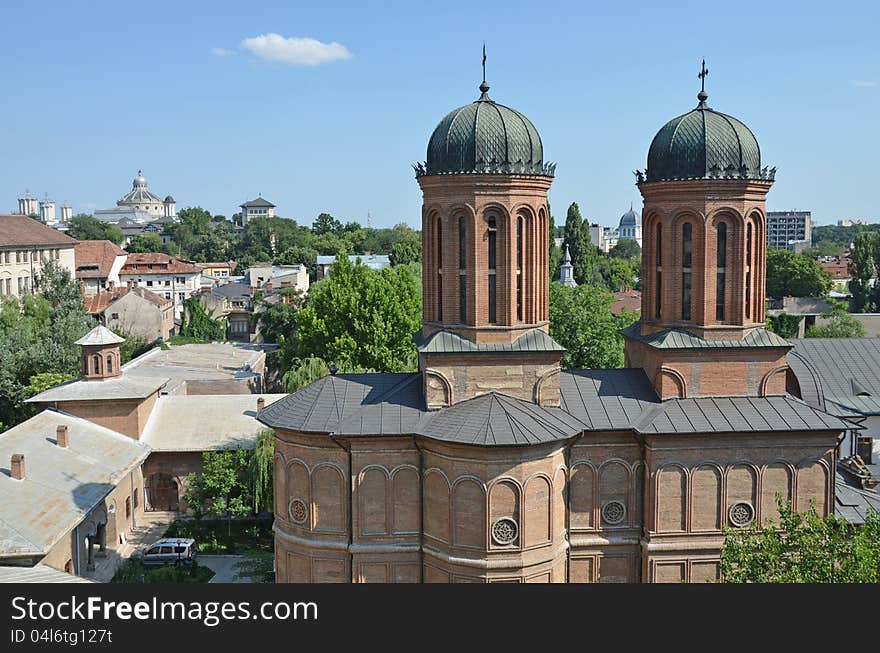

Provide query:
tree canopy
left=720, top=498, right=880, bottom=583
left=0, top=261, right=92, bottom=431
left=848, top=231, right=880, bottom=312
left=294, top=257, right=421, bottom=372
left=609, top=239, right=641, bottom=260
left=563, top=202, right=598, bottom=286
left=548, top=281, right=638, bottom=369
left=67, top=214, right=123, bottom=245
left=805, top=300, right=866, bottom=338
left=766, top=249, right=832, bottom=298
left=126, top=233, right=164, bottom=253
left=180, top=298, right=227, bottom=341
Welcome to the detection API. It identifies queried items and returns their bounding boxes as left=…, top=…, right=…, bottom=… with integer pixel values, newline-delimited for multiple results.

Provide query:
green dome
left=419, top=82, right=552, bottom=177
left=645, top=92, right=766, bottom=183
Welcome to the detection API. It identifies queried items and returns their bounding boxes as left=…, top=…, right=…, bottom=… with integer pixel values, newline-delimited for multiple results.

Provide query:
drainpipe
left=329, top=433, right=353, bottom=582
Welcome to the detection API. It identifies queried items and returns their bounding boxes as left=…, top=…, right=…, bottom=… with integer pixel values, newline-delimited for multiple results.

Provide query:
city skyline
left=1, top=0, right=878, bottom=228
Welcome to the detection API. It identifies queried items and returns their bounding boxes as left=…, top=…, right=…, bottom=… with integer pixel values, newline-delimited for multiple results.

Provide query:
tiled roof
left=611, top=290, right=642, bottom=315
left=636, top=395, right=852, bottom=435
left=415, top=392, right=585, bottom=446
left=416, top=328, right=565, bottom=354
left=788, top=339, right=880, bottom=417
left=620, top=323, right=791, bottom=350
left=0, top=410, right=150, bottom=557
left=83, top=285, right=171, bottom=314
left=0, top=215, right=77, bottom=248
left=74, top=240, right=126, bottom=279
left=120, top=253, right=201, bottom=275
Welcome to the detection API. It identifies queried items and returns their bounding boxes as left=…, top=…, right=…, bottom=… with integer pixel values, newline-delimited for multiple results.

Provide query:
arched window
left=716, top=222, right=727, bottom=321
left=487, top=216, right=497, bottom=324
left=436, top=217, right=443, bottom=320
left=92, top=355, right=101, bottom=376
left=516, top=216, right=523, bottom=322
left=655, top=223, right=662, bottom=319
left=746, top=222, right=753, bottom=320
left=682, top=223, right=692, bottom=321
left=458, top=216, right=467, bottom=323
left=106, top=355, right=113, bottom=374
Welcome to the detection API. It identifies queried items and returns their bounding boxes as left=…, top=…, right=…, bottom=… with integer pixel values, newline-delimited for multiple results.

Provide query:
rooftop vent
left=56, top=425, right=69, bottom=448
left=10, top=454, right=24, bottom=480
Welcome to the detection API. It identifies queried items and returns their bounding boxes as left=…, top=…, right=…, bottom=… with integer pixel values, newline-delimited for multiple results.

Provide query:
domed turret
left=418, top=82, right=553, bottom=177
left=642, top=88, right=770, bottom=183
left=133, top=170, right=147, bottom=188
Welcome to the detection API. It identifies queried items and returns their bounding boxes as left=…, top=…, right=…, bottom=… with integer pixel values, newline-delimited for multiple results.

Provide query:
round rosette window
left=602, top=500, right=626, bottom=526
left=728, top=501, right=755, bottom=528
left=289, top=498, right=308, bottom=525
left=491, top=517, right=519, bottom=546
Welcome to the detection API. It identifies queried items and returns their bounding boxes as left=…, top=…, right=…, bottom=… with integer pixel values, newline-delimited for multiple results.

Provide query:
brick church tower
left=624, top=66, right=791, bottom=399
left=414, top=75, right=564, bottom=408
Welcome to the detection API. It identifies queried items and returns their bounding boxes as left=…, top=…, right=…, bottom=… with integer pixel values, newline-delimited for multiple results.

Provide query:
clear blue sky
left=1, top=0, right=877, bottom=228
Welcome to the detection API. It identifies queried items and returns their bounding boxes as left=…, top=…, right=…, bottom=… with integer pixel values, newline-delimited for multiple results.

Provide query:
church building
left=258, top=69, right=853, bottom=583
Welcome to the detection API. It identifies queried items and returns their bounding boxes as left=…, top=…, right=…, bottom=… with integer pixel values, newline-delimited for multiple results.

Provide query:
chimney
left=256, top=397, right=265, bottom=412
left=11, top=454, right=24, bottom=480
left=56, top=425, right=69, bottom=448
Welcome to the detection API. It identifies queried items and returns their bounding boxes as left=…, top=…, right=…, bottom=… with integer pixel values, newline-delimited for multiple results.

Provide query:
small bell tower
left=76, top=325, right=125, bottom=381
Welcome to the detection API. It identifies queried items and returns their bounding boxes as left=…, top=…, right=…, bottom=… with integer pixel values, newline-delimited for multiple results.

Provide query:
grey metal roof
left=415, top=392, right=585, bottom=446
left=636, top=395, right=852, bottom=435
left=209, top=282, right=251, bottom=299
left=257, top=373, right=424, bottom=434
left=0, top=410, right=150, bottom=558
left=416, top=328, right=565, bottom=354
left=559, top=368, right=658, bottom=430
left=332, top=375, right=427, bottom=436
left=0, top=564, right=95, bottom=583
left=74, top=325, right=125, bottom=346
left=787, top=339, right=880, bottom=417
left=27, top=375, right=167, bottom=403
left=240, top=197, right=275, bottom=208
left=620, top=323, right=791, bottom=350
left=835, top=473, right=880, bottom=524
left=142, top=394, right=287, bottom=451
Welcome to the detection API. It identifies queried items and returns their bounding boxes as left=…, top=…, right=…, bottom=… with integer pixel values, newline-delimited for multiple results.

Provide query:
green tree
left=596, top=256, right=638, bottom=292
left=295, top=257, right=421, bottom=372
left=548, top=205, right=561, bottom=283
left=0, top=261, right=93, bottom=430
left=563, top=203, right=598, bottom=286
left=176, top=206, right=212, bottom=234
left=548, top=282, right=638, bottom=369
left=609, top=239, right=642, bottom=261
left=805, top=300, right=866, bottom=338
left=720, top=497, right=880, bottom=583
left=67, top=214, right=123, bottom=245
left=389, top=240, right=420, bottom=266
left=766, top=312, right=803, bottom=338
left=312, top=212, right=343, bottom=236
left=126, top=233, right=164, bottom=253
left=183, top=449, right=254, bottom=532
left=847, top=232, right=878, bottom=312
left=180, top=298, right=227, bottom=341
left=766, top=249, right=832, bottom=298
left=248, top=429, right=275, bottom=513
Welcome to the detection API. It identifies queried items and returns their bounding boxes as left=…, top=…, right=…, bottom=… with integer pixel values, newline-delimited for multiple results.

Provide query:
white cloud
left=240, top=33, right=351, bottom=66
left=850, top=80, right=879, bottom=88
left=210, top=47, right=237, bottom=57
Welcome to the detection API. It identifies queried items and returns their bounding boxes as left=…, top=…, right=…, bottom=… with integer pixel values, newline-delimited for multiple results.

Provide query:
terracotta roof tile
left=120, top=253, right=202, bottom=275
left=0, top=214, right=77, bottom=248
left=74, top=240, right=126, bottom=279
left=83, top=285, right=172, bottom=314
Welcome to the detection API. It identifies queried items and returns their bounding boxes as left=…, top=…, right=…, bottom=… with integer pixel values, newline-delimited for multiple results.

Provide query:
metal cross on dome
left=698, top=59, right=709, bottom=92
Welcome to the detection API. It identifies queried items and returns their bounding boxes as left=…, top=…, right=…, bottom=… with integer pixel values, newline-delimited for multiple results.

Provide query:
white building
left=60, top=205, right=73, bottom=222
left=118, top=253, right=202, bottom=320
left=17, top=193, right=39, bottom=217
left=39, top=197, right=57, bottom=226
left=588, top=223, right=606, bottom=252
left=246, top=264, right=309, bottom=295
left=616, top=205, right=642, bottom=248
left=239, top=197, right=275, bottom=226
left=74, top=240, right=128, bottom=296
left=0, top=214, right=78, bottom=298
left=95, top=171, right=176, bottom=222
